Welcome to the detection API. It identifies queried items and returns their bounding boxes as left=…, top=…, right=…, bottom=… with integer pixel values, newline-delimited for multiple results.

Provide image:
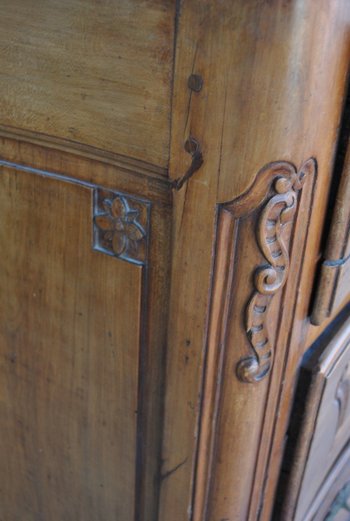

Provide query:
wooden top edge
left=0, top=124, right=170, bottom=183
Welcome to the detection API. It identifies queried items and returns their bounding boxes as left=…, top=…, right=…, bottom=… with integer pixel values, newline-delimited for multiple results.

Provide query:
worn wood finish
left=277, top=313, right=350, bottom=521
left=160, top=2, right=350, bottom=520
left=0, top=0, right=175, bottom=168
left=0, top=134, right=172, bottom=206
left=279, top=441, right=350, bottom=521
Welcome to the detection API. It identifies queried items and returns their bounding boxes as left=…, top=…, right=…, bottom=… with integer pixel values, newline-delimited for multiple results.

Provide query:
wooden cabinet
left=0, top=1, right=349, bottom=520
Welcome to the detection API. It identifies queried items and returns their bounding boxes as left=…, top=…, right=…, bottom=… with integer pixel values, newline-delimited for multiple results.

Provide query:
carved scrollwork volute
left=203, top=157, right=315, bottom=397
left=235, top=163, right=312, bottom=383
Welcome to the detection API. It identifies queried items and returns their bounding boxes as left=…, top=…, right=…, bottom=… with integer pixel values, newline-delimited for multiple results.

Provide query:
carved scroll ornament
left=236, top=163, right=312, bottom=383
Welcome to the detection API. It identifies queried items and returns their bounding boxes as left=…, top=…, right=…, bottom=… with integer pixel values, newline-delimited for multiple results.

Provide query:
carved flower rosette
left=93, top=189, right=148, bottom=265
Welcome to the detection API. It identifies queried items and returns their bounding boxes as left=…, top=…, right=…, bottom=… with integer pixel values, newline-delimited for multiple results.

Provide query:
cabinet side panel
left=0, top=167, right=142, bottom=520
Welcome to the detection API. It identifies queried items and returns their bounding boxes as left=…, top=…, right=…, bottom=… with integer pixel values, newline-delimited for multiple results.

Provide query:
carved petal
left=95, top=215, right=114, bottom=231
left=102, top=199, right=113, bottom=213
left=111, top=197, right=126, bottom=219
left=112, top=230, right=127, bottom=255
left=124, top=222, right=145, bottom=241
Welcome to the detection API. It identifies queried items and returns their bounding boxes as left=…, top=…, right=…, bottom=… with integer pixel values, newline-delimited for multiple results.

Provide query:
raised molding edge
left=0, top=124, right=169, bottom=182
left=192, top=158, right=317, bottom=521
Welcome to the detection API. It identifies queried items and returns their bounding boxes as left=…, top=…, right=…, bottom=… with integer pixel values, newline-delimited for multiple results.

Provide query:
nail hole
left=187, top=74, right=203, bottom=92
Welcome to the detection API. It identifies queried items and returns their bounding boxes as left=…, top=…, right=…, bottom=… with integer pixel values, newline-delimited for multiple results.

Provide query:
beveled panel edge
left=305, top=441, right=350, bottom=521
left=276, top=310, right=350, bottom=521
left=0, top=124, right=169, bottom=181
left=0, top=133, right=172, bottom=206
left=311, top=255, right=350, bottom=325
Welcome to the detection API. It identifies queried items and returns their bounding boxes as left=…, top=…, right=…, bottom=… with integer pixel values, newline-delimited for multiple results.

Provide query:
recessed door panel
left=0, top=166, right=143, bottom=519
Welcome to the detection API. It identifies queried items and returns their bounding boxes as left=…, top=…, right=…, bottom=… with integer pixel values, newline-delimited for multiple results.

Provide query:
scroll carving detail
left=236, top=168, right=308, bottom=383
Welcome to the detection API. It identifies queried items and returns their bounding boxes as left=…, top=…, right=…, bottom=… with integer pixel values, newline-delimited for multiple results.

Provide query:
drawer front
left=278, top=312, right=350, bottom=521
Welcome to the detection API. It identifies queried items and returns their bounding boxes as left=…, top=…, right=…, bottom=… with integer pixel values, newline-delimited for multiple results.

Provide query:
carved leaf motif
left=236, top=163, right=310, bottom=383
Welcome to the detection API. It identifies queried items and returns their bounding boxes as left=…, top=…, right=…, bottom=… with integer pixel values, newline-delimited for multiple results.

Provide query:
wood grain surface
left=0, top=135, right=172, bottom=520
left=0, top=165, right=142, bottom=519
left=0, top=0, right=175, bottom=168
left=160, top=1, right=350, bottom=520
left=312, top=134, right=350, bottom=325
left=0, top=1, right=350, bottom=519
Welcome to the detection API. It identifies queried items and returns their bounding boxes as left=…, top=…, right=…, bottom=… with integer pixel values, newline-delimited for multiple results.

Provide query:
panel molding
left=0, top=124, right=169, bottom=181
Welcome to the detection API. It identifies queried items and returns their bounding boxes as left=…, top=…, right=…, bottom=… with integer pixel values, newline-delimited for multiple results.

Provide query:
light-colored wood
left=160, top=2, right=350, bottom=520
left=310, top=444, right=350, bottom=521
left=0, top=0, right=175, bottom=168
